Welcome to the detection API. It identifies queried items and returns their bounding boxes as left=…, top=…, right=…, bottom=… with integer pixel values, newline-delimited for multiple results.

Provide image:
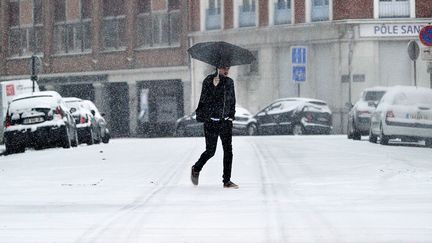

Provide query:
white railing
left=379, top=1, right=410, bottom=18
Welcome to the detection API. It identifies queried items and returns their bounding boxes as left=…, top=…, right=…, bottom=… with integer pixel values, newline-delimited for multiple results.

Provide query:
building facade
left=0, top=0, right=191, bottom=137
left=189, top=0, right=432, bottom=133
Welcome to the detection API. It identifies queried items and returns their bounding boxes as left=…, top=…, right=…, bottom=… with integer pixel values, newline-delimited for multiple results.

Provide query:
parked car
left=369, top=86, right=432, bottom=146
left=347, top=87, right=388, bottom=140
left=175, top=105, right=258, bottom=137
left=254, top=98, right=332, bottom=135
left=63, top=97, right=98, bottom=145
left=81, top=100, right=110, bottom=143
left=3, top=91, right=78, bottom=154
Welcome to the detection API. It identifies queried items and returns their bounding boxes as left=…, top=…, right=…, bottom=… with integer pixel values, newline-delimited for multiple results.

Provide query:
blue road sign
left=292, top=47, right=307, bottom=64
left=292, top=66, right=306, bottom=83
left=419, top=25, right=432, bottom=47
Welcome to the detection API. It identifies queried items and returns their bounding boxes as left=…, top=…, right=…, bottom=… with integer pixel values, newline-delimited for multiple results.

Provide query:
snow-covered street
left=1, top=135, right=432, bottom=242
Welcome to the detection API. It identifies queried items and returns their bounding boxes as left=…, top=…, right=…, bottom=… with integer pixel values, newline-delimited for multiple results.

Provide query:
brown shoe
left=223, top=181, right=239, bottom=189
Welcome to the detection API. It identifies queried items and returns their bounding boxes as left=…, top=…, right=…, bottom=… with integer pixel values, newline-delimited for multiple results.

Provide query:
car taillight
left=55, top=106, right=63, bottom=118
left=4, top=115, right=11, bottom=128
left=80, top=116, right=86, bottom=124
left=306, top=113, right=313, bottom=122
left=386, top=111, right=395, bottom=119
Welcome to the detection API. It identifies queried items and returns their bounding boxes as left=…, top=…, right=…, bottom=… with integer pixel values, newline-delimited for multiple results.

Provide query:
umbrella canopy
left=187, top=41, right=255, bottom=68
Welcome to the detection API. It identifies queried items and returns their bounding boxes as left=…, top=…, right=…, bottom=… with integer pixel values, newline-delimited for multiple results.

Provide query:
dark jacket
left=195, top=73, right=236, bottom=123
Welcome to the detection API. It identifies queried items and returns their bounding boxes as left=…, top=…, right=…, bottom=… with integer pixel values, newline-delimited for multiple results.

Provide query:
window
left=311, top=0, right=329, bottom=21
left=239, top=0, right=256, bottom=27
left=274, top=0, right=292, bottom=25
left=206, top=0, right=222, bottom=30
left=54, top=0, right=92, bottom=54
left=102, top=0, right=126, bottom=50
left=8, top=0, right=44, bottom=57
left=138, top=0, right=151, bottom=13
left=136, top=0, right=181, bottom=48
left=379, top=0, right=410, bottom=18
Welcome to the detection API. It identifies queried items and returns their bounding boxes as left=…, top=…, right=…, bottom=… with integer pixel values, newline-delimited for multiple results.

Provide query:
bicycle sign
left=419, top=25, right=432, bottom=47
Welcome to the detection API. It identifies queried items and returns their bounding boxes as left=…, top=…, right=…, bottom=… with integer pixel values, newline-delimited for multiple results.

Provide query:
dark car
left=3, top=91, right=78, bottom=154
left=254, top=98, right=332, bottom=135
left=347, top=87, right=388, bottom=140
left=175, top=106, right=258, bottom=137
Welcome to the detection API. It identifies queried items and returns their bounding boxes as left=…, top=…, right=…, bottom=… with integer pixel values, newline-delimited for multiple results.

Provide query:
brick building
left=189, top=0, right=432, bottom=133
left=0, top=0, right=191, bottom=137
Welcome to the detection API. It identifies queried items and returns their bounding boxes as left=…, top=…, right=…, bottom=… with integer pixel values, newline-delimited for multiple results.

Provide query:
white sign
left=360, top=23, right=427, bottom=37
left=422, top=46, right=432, bottom=61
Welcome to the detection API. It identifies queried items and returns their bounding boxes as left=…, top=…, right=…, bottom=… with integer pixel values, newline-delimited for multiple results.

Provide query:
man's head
left=218, top=67, right=230, bottom=77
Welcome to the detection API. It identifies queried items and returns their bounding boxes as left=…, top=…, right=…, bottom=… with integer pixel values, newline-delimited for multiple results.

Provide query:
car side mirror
left=70, top=108, right=76, bottom=113
left=91, top=110, right=96, bottom=116
left=345, top=102, right=353, bottom=109
left=101, top=112, right=106, bottom=117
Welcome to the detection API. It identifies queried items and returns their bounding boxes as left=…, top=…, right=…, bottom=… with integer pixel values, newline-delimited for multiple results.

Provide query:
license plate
left=318, top=117, right=328, bottom=122
left=23, top=117, right=44, bottom=124
left=407, top=112, right=430, bottom=120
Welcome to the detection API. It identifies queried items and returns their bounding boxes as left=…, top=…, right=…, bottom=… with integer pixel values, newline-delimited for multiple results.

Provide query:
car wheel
left=62, top=127, right=72, bottom=149
left=87, top=129, right=94, bottom=145
left=102, top=130, right=110, bottom=144
left=347, top=122, right=353, bottom=139
left=425, top=138, right=432, bottom=148
left=369, top=129, right=377, bottom=143
left=5, top=142, right=21, bottom=155
left=292, top=124, right=304, bottom=136
left=379, top=124, right=389, bottom=145
left=71, top=130, right=78, bottom=147
left=94, top=127, right=102, bottom=144
left=176, top=126, right=186, bottom=137
left=353, top=130, right=361, bottom=140
left=247, top=124, right=257, bottom=136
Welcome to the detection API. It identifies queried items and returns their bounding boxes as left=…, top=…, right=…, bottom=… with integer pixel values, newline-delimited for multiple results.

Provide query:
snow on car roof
left=381, top=86, right=432, bottom=106
left=9, top=96, right=59, bottom=112
left=235, top=106, right=252, bottom=116
left=274, top=97, right=328, bottom=105
left=12, top=91, right=62, bottom=102
left=63, top=97, right=83, bottom=103
left=362, top=86, right=390, bottom=92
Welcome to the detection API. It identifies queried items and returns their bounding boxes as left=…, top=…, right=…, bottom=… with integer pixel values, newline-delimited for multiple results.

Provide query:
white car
left=63, top=97, right=98, bottom=145
left=347, top=87, right=388, bottom=140
left=81, top=100, right=110, bottom=143
left=369, top=86, right=432, bottom=146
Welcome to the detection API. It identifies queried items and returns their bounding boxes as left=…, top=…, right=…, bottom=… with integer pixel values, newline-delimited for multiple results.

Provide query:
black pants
left=193, top=121, right=233, bottom=183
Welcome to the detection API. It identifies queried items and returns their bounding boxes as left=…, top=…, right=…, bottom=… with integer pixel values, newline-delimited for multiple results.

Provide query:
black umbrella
left=187, top=41, right=255, bottom=68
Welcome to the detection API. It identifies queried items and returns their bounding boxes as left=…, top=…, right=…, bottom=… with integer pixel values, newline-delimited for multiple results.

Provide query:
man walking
left=191, top=67, right=239, bottom=189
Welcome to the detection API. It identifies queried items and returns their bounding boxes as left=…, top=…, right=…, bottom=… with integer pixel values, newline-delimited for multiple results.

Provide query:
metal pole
left=31, top=55, right=36, bottom=92
left=414, top=60, right=417, bottom=87
left=297, top=83, right=300, bottom=97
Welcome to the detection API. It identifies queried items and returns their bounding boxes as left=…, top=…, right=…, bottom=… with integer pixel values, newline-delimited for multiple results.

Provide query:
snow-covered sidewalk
left=0, top=136, right=431, bottom=242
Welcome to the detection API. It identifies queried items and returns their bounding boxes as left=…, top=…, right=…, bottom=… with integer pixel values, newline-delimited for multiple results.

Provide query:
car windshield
left=65, top=101, right=83, bottom=109
left=364, top=91, right=386, bottom=101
